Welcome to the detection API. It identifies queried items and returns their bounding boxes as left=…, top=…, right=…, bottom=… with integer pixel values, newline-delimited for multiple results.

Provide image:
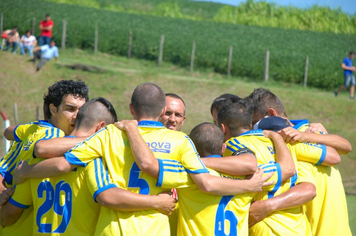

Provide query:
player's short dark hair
left=166, top=93, right=186, bottom=114
left=75, top=97, right=116, bottom=131
left=210, top=93, right=241, bottom=115
left=131, top=82, right=165, bottom=118
left=26, top=30, right=32, bottom=34
left=43, top=80, right=89, bottom=119
left=217, top=98, right=252, bottom=137
left=349, top=51, right=355, bottom=56
left=12, top=26, right=17, bottom=30
left=190, top=122, right=224, bottom=157
left=45, top=14, right=50, bottom=17
left=245, top=88, right=287, bottom=119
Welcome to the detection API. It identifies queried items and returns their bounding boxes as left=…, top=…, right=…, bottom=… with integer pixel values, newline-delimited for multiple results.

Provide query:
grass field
left=0, top=49, right=355, bottom=233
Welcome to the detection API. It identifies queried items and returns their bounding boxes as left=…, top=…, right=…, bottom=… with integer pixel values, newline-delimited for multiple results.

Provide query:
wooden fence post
left=32, top=17, right=36, bottom=36
left=227, top=46, right=233, bottom=77
left=190, top=41, right=196, bottom=73
left=158, top=35, right=164, bottom=66
left=128, top=31, right=132, bottom=59
left=36, top=106, right=40, bottom=120
left=264, top=49, right=270, bottom=81
left=13, top=103, right=18, bottom=124
left=1, top=13, right=3, bottom=36
left=94, top=25, right=98, bottom=54
left=303, top=55, right=309, bottom=88
left=61, top=19, right=66, bottom=49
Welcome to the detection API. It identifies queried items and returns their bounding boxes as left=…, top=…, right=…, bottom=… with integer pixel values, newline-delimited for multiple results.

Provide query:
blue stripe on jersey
left=226, top=139, right=246, bottom=152
left=157, top=159, right=165, bottom=187
left=186, top=169, right=210, bottom=174
left=13, top=125, right=21, bottom=142
left=2, top=142, right=23, bottom=168
left=185, top=135, right=208, bottom=171
left=93, top=184, right=117, bottom=203
left=267, top=163, right=282, bottom=199
left=9, top=197, right=30, bottom=209
left=64, top=152, right=87, bottom=167
left=37, top=120, right=56, bottom=128
left=315, top=145, right=327, bottom=166
left=94, top=159, right=101, bottom=188
left=290, top=171, right=298, bottom=188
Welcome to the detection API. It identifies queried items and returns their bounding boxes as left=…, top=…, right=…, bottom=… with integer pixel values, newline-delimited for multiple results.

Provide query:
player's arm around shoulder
left=0, top=188, right=23, bottom=227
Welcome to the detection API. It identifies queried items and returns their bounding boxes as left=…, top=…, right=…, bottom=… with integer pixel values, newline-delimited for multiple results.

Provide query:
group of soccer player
left=0, top=79, right=352, bottom=236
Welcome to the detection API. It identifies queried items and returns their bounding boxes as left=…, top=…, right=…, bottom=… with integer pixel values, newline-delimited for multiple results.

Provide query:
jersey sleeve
left=9, top=181, right=32, bottom=209
left=0, top=142, right=23, bottom=186
left=224, top=138, right=255, bottom=157
left=64, top=129, right=107, bottom=167
left=258, top=162, right=281, bottom=192
left=296, top=161, right=316, bottom=185
left=290, top=142, right=326, bottom=166
left=156, top=159, right=193, bottom=188
left=13, top=124, right=32, bottom=142
left=85, top=158, right=117, bottom=202
left=178, top=135, right=209, bottom=174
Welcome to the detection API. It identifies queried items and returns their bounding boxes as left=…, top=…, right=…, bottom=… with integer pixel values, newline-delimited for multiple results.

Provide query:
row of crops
left=43, top=0, right=356, bottom=35
left=2, top=0, right=356, bottom=89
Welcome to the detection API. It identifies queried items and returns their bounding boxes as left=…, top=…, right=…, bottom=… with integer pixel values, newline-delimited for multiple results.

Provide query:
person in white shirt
left=32, top=39, right=59, bottom=71
left=20, top=30, right=37, bottom=58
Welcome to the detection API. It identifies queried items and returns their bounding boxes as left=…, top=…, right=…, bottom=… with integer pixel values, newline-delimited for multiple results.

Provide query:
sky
left=199, top=0, right=356, bottom=15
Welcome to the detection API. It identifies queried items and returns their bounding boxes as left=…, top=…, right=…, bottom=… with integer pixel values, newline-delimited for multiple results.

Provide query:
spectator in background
left=32, top=39, right=58, bottom=71
left=39, top=13, right=54, bottom=46
left=335, top=51, right=355, bottom=99
left=3, top=27, right=19, bottom=53
left=20, top=30, right=37, bottom=58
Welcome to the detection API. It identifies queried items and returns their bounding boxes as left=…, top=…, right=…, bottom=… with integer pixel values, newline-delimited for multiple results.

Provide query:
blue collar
left=138, top=120, right=165, bottom=128
left=37, top=120, right=56, bottom=128
left=290, top=119, right=309, bottom=130
left=202, top=155, right=222, bottom=158
left=239, top=129, right=264, bottom=137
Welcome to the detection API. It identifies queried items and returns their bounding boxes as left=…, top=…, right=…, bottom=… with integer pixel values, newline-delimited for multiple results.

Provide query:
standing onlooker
left=20, top=30, right=37, bottom=58
left=33, top=39, right=59, bottom=71
left=335, top=51, right=355, bottom=99
left=39, top=13, right=54, bottom=46
left=3, top=27, right=19, bottom=53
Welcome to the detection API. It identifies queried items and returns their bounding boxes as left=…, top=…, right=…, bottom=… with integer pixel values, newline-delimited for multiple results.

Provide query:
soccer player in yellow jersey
left=1, top=98, right=176, bottom=235
left=0, top=80, right=89, bottom=236
left=210, top=98, right=317, bottom=236
left=246, top=88, right=352, bottom=236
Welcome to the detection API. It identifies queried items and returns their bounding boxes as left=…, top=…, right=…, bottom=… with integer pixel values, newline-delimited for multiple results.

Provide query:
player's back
left=9, top=158, right=108, bottom=236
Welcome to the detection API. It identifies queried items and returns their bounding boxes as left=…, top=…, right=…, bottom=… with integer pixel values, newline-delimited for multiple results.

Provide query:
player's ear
left=129, top=104, right=135, bottom=116
left=159, top=107, right=166, bottom=118
left=49, top=104, right=57, bottom=117
left=221, top=143, right=226, bottom=154
left=95, top=121, right=106, bottom=132
left=220, top=123, right=227, bottom=134
left=267, top=108, right=278, bottom=117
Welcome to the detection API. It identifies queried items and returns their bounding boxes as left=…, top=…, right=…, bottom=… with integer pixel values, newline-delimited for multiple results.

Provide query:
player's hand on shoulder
left=278, top=127, right=304, bottom=143
left=114, top=120, right=138, bottom=131
left=246, top=168, right=274, bottom=192
left=306, top=123, right=328, bottom=134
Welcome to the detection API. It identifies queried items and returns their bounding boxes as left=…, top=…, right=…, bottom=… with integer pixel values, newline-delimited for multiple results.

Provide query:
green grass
left=2, top=0, right=356, bottom=90
left=347, top=195, right=356, bottom=234
left=0, top=49, right=355, bottom=234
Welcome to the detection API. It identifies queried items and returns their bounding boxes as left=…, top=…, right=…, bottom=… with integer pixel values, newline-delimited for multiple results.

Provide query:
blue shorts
left=344, top=74, right=355, bottom=87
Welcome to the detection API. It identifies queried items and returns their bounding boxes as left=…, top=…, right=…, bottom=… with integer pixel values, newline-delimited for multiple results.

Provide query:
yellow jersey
left=9, top=156, right=115, bottom=235
left=2, top=120, right=64, bottom=236
left=290, top=119, right=352, bottom=236
left=224, top=129, right=312, bottom=236
left=158, top=155, right=254, bottom=236
left=64, top=121, right=208, bottom=236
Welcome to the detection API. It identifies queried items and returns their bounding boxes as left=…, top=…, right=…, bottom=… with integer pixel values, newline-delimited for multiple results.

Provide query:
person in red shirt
left=39, top=13, right=54, bottom=46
